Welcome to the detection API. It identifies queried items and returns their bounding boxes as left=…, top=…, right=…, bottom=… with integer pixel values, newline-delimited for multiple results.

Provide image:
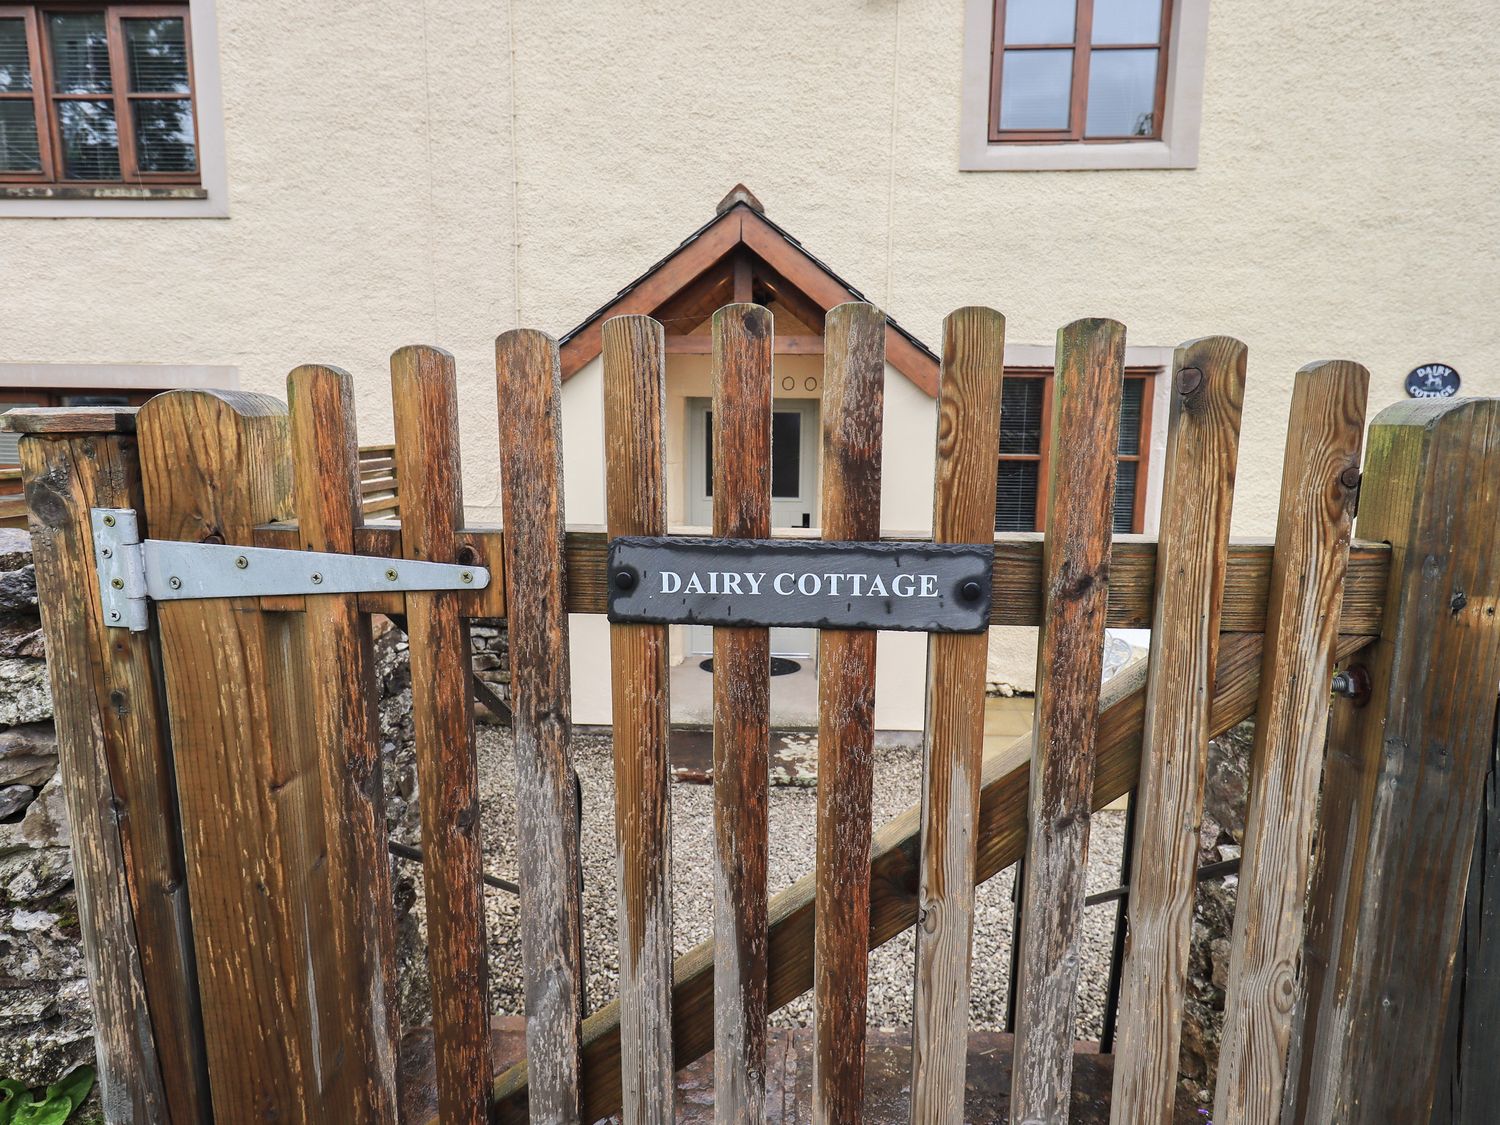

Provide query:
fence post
left=136, top=390, right=336, bottom=1123
left=1286, top=397, right=1500, bottom=1123
left=13, top=409, right=210, bottom=1123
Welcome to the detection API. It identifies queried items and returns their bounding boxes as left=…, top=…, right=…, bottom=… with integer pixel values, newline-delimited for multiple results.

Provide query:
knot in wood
left=1176, top=367, right=1204, bottom=395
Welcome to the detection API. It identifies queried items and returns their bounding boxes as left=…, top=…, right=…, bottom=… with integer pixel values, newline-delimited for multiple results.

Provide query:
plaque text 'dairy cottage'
left=605, top=536, right=994, bottom=633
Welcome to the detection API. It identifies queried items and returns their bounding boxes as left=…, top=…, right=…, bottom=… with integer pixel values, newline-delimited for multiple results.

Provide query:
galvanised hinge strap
left=91, top=507, right=490, bottom=632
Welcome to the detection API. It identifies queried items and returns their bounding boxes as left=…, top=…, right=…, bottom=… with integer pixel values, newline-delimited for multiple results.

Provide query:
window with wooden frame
left=990, top=0, right=1172, bottom=143
left=995, top=369, right=1154, bottom=533
left=0, top=3, right=197, bottom=186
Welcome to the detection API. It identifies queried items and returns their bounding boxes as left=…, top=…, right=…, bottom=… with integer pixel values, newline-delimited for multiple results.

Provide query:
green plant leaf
left=10, top=1092, right=69, bottom=1125
left=52, top=1068, right=92, bottom=1114
left=0, top=1079, right=30, bottom=1125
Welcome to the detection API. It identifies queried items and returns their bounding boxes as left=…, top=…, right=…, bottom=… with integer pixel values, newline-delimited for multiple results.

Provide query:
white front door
left=685, top=397, right=819, bottom=659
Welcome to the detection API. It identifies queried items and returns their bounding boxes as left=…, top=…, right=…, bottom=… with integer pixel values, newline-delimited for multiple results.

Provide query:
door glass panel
left=48, top=12, right=111, bottom=93
left=0, top=20, right=33, bottom=91
left=1085, top=48, right=1159, bottom=137
left=703, top=408, right=805, bottom=500
left=999, top=49, right=1073, bottom=131
left=1004, top=0, right=1076, bottom=44
left=1092, top=0, right=1163, bottom=45
left=771, top=411, right=801, bottom=499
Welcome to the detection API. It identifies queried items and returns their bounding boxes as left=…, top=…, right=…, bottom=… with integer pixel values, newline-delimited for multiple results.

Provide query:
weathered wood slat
left=137, top=389, right=327, bottom=1123
left=602, top=314, right=675, bottom=1125
left=390, top=348, right=491, bottom=1125
left=1110, top=337, right=1247, bottom=1124
left=485, top=630, right=1373, bottom=1125
left=19, top=431, right=209, bottom=1124
left=910, top=306, right=1006, bottom=1122
left=1286, top=398, right=1500, bottom=1123
left=0, top=405, right=139, bottom=433
left=711, top=303, right=774, bottom=1123
left=287, top=365, right=401, bottom=1123
left=1212, top=360, right=1367, bottom=1124
left=811, top=302, right=886, bottom=1125
left=1010, top=318, right=1124, bottom=1124
left=497, top=329, right=587, bottom=1124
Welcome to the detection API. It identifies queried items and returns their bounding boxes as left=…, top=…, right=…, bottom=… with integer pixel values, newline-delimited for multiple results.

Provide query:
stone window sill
left=0, top=184, right=209, bottom=201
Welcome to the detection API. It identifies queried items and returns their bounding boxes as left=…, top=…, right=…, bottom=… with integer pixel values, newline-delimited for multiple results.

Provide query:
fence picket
left=1212, top=360, right=1367, bottom=1124
left=1010, top=318, right=1125, bottom=1123
left=601, top=314, right=675, bottom=1125
left=711, top=302, right=774, bottom=1124
left=909, top=306, right=1006, bottom=1123
left=287, top=365, right=401, bottom=1123
left=18, top=423, right=208, bottom=1123
left=390, top=349, right=491, bottom=1125
left=1109, top=337, right=1247, bottom=1124
left=811, top=302, right=886, bottom=1125
left=497, top=329, right=587, bottom=1124
left=137, top=389, right=328, bottom=1123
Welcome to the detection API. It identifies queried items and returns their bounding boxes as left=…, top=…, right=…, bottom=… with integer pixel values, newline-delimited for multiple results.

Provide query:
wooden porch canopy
left=558, top=185, right=941, bottom=396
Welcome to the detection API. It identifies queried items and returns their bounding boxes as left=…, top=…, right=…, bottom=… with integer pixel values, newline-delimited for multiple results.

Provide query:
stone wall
left=0, top=529, right=89, bottom=1084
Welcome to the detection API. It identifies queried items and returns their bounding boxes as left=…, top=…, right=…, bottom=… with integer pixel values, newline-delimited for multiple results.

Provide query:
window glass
left=999, top=50, right=1074, bottom=130
left=1000, top=378, right=1045, bottom=456
left=1112, top=460, right=1138, bottom=533
left=1085, top=49, right=1159, bottom=137
left=1092, top=0, right=1162, bottom=44
left=48, top=12, right=112, bottom=93
left=1118, top=378, right=1144, bottom=455
left=123, top=18, right=189, bottom=93
left=0, top=101, right=40, bottom=172
left=1004, top=0, right=1076, bottom=44
left=995, top=461, right=1040, bottom=532
left=0, top=20, right=32, bottom=91
left=57, top=100, right=120, bottom=179
left=133, top=99, right=195, bottom=172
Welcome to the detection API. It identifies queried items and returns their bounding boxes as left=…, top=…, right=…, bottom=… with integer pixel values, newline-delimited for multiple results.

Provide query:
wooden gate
left=9, top=302, right=1500, bottom=1125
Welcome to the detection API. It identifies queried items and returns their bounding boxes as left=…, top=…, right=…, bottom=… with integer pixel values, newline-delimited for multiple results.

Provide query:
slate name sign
left=606, top=536, right=994, bottom=633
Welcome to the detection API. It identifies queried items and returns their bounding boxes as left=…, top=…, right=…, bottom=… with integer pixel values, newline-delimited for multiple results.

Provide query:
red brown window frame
left=988, top=0, right=1173, bottom=144
left=998, top=367, right=1155, bottom=534
left=0, top=1, right=199, bottom=186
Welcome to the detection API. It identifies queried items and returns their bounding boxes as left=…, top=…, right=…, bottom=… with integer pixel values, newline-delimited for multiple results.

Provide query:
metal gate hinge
left=91, top=508, right=490, bottom=632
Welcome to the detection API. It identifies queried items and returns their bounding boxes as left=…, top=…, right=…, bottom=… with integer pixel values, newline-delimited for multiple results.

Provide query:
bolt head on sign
left=1405, top=363, right=1460, bottom=399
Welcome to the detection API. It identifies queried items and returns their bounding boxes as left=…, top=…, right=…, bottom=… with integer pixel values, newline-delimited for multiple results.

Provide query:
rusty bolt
left=1177, top=367, right=1204, bottom=395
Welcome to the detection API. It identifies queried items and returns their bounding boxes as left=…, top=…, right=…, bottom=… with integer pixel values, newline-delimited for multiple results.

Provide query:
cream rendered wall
left=4, top=0, right=1497, bottom=722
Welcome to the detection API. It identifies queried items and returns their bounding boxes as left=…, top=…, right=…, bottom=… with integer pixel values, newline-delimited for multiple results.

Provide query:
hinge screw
left=101, top=547, right=113, bottom=559
left=311, top=572, right=323, bottom=585
left=108, top=611, right=121, bottom=622
left=168, top=576, right=182, bottom=590
left=235, top=556, right=249, bottom=569
left=460, top=571, right=473, bottom=584
left=102, top=513, right=116, bottom=527
left=385, top=568, right=399, bottom=582
left=110, top=577, right=125, bottom=590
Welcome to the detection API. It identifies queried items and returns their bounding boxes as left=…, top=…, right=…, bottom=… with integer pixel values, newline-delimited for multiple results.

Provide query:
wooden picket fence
left=6, top=302, right=1500, bottom=1125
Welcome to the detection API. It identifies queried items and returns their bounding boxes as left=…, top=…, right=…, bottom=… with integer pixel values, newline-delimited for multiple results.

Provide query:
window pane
left=57, top=100, right=120, bottom=179
left=1085, top=48, right=1158, bottom=137
left=1004, top=0, right=1075, bottom=45
left=1118, top=377, right=1144, bottom=455
left=1113, top=460, right=1138, bottom=532
left=704, top=411, right=713, bottom=495
left=771, top=411, right=801, bottom=499
left=123, top=18, right=189, bottom=93
left=1092, top=0, right=1163, bottom=44
left=48, top=12, right=112, bottom=94
left=0, top=20, right=32, bottom=92
left=1000, top=378, right=1045, bottom=456
left=0, top=100, right=41, bottom=172
left=999, top=50, right=1074, bottom=130
left=995, top=461, right=1039, bottom=532
left=133, top=99, right=196, bottom=172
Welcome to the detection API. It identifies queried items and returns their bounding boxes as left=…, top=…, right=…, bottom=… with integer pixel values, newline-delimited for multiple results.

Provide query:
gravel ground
left=466, top=725, right=1127, bottom=1040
